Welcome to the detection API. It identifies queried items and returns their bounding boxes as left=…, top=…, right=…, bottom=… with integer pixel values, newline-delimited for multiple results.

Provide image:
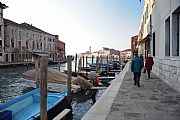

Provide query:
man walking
left=131, top=53, right=144, bottom=87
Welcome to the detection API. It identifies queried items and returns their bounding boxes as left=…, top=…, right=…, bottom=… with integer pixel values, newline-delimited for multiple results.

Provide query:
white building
left=138, top=0, right=180, bottom=92
left=120, top=49, right=132, bottom=61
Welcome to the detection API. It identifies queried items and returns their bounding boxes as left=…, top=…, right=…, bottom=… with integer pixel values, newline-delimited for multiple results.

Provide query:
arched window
left=32, top=41, right=35, bottom=49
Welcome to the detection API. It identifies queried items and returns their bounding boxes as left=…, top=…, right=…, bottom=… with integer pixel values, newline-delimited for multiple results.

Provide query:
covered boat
left=22, top=68, right=93, bottom=93
left=0, top=88, right=67, bottom=120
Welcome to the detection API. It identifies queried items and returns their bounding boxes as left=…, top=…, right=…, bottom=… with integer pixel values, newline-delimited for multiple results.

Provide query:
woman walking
left=145, top=54, right=154, bottom=79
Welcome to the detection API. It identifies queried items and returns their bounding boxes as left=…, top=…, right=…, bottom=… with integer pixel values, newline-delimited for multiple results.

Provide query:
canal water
left=0, top=63, right=105, bottom=120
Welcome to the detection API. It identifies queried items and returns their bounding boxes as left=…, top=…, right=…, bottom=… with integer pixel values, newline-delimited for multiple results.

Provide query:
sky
left=1, top=0, right=144, bottom=55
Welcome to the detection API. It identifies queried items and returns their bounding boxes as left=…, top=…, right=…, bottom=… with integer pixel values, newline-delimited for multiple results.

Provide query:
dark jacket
left=145, top=57, right=154, bottom=70
left=131, top=55, right=144, bottom=73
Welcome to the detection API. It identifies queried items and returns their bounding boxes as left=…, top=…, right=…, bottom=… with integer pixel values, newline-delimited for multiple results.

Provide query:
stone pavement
left=106, top=70, right=180, bottom=120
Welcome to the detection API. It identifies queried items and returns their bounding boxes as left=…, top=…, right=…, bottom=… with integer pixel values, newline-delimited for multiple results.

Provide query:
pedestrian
left=145, top=54, right=154, bottom=79
left=131, top=53, right=144, bottom=87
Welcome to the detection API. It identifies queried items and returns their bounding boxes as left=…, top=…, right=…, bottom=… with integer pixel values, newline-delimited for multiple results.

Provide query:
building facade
left=138, top=0, right=180, bottom=92
left=0, top=2, right=8, bottom=63
left=79, top=47, right=120, bottom=62
left=138, top=0, right=154, bottom=59
left=2, top=19, right=65, bottom=63
left=131, top=35, right=138, bottom=55
left=55, top=35, right=66, bottom=62
left=120, top=49, right=132, bottom=62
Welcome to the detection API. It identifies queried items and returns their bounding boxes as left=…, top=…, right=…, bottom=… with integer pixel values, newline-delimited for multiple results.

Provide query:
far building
left=120, top=49, right=132, bottom=62
left=3, top=19, right=56, bottom=63
left=54, top=35, right=65, bottom=61
left=0, top=2, right=66, bottom=64
left=79, top=47, right=120, bottom=62
left=131, top=35, right=138, bottom=54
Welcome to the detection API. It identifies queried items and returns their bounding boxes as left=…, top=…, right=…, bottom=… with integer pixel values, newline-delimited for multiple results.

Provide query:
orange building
left=54, top=35, right=66, bottom=61
left=131, top=35, right=138, bottom=54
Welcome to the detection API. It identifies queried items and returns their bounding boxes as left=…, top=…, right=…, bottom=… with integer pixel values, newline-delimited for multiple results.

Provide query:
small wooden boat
left=22, top=68, right=82, bottom=93
left=0, top=88, right=67, bottom=120
left=22, top=68, right=94, bottom=93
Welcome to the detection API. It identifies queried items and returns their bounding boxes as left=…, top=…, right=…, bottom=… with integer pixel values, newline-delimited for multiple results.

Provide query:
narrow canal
left=0, top=64, right=105, bottom=120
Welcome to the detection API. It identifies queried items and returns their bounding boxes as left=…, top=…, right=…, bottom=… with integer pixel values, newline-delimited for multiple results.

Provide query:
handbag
left=143, top=67, right=146, bottom=74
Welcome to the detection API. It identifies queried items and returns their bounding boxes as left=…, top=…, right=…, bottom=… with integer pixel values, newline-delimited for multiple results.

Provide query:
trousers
left=133, top=72, right=141, bottom=86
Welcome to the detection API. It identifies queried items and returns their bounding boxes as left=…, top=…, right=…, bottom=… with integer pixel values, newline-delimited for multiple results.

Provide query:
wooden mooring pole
left=74, top=53, right=77, bottom=76
left=86, top=56, right=88, bottom=76
left=67, top=55, right=72, bottom=109
left=35, top=59, right=39, bottom=87
left=92, top=55, right=94, bottom=65
left=96, top=56, right=99, bottom=72
left=107, top=56, right=108, bottom=63
left=40, top=56, right=48, bottom=120
left=58, top=58, right=61, bottom=72
left=82, top=56, right=84, bottom=70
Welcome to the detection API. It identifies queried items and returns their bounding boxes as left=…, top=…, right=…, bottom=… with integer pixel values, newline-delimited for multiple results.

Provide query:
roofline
left=4, top=18, right=56, bottom=36
left=0, top=2, right=8, bottom=9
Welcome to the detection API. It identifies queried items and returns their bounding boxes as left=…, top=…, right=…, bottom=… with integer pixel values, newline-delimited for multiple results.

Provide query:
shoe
left=138, top=85, right=140, bottom=87
left=134, top=83, right=136, bottom=86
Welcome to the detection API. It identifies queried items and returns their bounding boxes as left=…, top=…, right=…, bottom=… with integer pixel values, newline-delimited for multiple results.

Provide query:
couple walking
left=131, top=53, right=154, bottom=87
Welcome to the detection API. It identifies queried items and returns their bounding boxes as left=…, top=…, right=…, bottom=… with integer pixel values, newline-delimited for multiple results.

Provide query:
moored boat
left=0, top=88, right=67, bottom=120
left=22, top=68, right=93, bottom=93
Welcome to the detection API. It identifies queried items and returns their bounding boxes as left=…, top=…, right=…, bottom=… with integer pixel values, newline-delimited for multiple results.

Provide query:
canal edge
left=81, top=62, right=129, bottom=120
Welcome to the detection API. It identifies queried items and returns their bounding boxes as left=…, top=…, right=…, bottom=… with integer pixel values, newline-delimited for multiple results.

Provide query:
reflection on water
left=0, top=66, right=34, bottom=103
left=72, top=89, right=105, bottom=120
left=0, top=63, right=106, bottom=120
left=0, top=64, right=66, bottom=103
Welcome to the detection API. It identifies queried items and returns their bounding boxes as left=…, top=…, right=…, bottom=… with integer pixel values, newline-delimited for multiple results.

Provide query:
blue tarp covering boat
left=0, top=88, right=67, bottom=120
left=89, top=63, right=113, bottom=68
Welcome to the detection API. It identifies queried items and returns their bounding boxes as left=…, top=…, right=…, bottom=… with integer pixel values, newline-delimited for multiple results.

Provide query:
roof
left=4, top=18, right=55, bottom=36
left=121, top=49, right=133, bottom=52
left=0, top=2, right=8, bottom=9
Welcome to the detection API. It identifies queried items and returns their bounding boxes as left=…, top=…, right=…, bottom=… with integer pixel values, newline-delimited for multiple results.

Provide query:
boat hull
left=0, top=88, right=68, bottom=120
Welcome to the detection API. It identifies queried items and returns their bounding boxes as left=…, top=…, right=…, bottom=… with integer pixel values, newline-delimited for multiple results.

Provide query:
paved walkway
left=82, top=62, right=180, bottom=120
left=106, top=70, right=180, bottom=120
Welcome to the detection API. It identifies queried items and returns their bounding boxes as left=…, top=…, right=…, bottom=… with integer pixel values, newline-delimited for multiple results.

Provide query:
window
left=165, top=17, right=170, bottom=56
left=26, top=54, right=28, bottom=59
left=0, top=40, right=2, bottom=48
left=44, top=43, right=46, bottom=50
left=37, top=42, right=39, bottom=50
left=40, top=42, right=42, bottom=50
left=153, top=32, right=155, bottom=56
left=6, top=54, right=8, bottom=62
left=19, top=31, right=21, bottom=39
left=11, top=38, right=14, bottom=48
left=32, top=41, right=35, bottom=49
left=172, top=7, right=180, bottom=56
left=18, top=41, right=21, bottom=51
left=11, top=29, right=14, bottom=35
left=49, top=44, right=51, bottom=51
left=26, top=33, right=28, bottom=38
left=18, top=54, right=21, bottom=59
left=19, top=31, right=21, bottom=35
left=11, top=54, right=14, bottom=62
left=0, top=25, right=1, bottom=36
left=26, top=41, right=28, bottom=49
